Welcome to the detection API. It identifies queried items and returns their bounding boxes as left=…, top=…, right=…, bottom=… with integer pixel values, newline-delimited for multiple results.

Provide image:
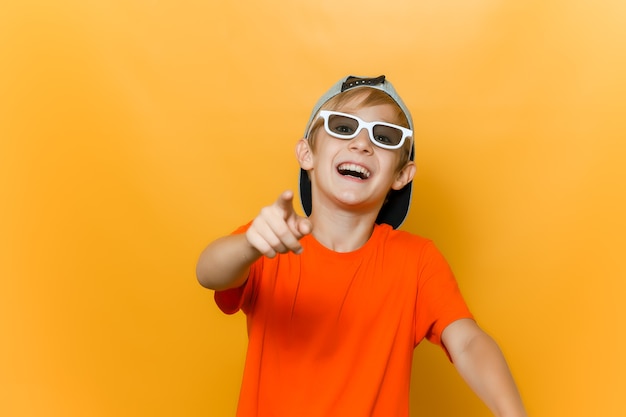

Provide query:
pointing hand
left=246, top=190, right=313, bottom=258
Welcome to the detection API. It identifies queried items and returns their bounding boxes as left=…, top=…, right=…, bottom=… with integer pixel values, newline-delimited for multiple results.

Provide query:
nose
left=348, top=128, right=373, bottom=153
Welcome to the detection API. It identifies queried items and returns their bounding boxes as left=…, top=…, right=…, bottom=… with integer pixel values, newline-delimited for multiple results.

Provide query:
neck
left=308, top=206, right=378, bottom=252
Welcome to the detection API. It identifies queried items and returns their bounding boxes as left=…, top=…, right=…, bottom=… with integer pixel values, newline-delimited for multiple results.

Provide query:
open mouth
left=337, top=163, right=371, bottom=180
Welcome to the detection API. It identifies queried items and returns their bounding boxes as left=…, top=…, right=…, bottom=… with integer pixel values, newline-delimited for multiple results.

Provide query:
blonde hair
left=306, top=88, right=413, bottom=170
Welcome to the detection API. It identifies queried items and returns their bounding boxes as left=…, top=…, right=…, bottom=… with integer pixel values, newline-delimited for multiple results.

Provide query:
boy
left=196, top=75, right=527, bottom=417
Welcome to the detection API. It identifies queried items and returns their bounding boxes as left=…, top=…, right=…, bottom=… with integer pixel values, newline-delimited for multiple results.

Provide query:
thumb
left=296, top=217, right=313, bottom=237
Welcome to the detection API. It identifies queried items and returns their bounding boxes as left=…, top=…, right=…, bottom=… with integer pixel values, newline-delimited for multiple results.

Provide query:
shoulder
left=374, top=224, right=433, bottom=249
left=371, top=225, right=446, bottom=269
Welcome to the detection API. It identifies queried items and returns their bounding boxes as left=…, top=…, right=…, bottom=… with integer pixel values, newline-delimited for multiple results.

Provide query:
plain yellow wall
left=1, top=1, right=625, bottom=416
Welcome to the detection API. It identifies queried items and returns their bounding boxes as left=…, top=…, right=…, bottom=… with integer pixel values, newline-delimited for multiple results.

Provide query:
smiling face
left=297, top=91, right=416, bottom=219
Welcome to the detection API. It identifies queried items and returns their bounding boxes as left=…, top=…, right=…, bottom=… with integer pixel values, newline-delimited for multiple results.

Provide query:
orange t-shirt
left=215, top=223, right=473, bottom=417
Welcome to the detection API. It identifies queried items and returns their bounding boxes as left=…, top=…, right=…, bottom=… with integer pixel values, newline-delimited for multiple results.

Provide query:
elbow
left=196, top=276, right=212, bottom=289
left=195, top=251, right=224, bottom=290
left=195, top=261, right=216, bottom=289
left=196, top=272, right=211, bottom=289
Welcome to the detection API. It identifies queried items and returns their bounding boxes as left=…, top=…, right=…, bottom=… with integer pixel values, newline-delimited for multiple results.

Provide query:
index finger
left=274, top=190, right=296, bottom=216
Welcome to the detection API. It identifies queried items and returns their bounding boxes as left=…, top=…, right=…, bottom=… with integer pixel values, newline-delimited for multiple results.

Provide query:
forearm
left=453, top=330, right=527, bottom=417
left=196, top=233, right=261, bottom=290
left=196, top=191, right=311, bottom=290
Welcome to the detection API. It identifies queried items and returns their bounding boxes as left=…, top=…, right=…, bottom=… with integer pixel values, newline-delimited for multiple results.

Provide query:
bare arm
left=196, top=190, right=312, bottom=290
left=196, top=233, right=260, bottom=290
left=442, top=318, right=527, bottom=417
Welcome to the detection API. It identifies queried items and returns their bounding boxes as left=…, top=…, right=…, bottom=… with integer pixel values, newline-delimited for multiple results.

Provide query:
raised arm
left=442, top=318, right=527, bottom=417
left=196, top=190, right=312, bottom=290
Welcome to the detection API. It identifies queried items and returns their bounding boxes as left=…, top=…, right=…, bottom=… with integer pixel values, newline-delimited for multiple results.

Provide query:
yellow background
left=1, top=1, right=625, bottom=416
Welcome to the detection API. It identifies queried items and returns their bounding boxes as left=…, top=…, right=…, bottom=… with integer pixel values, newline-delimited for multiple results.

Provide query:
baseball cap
left=299, top=74, right=414, bottom=229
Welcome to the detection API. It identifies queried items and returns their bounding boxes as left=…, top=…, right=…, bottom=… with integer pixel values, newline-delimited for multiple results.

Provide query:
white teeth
left=338, top=163, right=371, bottom=179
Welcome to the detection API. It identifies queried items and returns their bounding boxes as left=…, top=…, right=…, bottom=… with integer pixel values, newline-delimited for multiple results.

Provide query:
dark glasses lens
left=371, top=124, right=403, bottom=147
left=327, top=114, right=359, bottom=136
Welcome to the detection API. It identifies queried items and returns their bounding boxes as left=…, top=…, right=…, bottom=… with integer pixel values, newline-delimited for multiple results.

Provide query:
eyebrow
left=332, top=107, right=402, bottom=126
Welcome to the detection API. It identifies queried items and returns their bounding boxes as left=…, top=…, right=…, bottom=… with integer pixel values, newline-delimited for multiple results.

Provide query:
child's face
left=299, top=95, right=415, bottom=214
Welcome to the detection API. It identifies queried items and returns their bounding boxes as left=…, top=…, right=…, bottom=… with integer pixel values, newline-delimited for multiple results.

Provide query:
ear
left=391, top=161, right=416, bottom=191
left=296, top=138, right=314, bottom=170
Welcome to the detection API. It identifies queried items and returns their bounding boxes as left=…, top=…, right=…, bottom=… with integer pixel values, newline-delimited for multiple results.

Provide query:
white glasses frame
left=311, top=110, right=413, bottom=150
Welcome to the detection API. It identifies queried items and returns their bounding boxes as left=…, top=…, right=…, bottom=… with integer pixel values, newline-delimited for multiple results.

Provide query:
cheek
left=315, top=136, right=342, bottom=156
left=392, top=148, right=410, bottom=172
left=377, top=150, right=402, bottom=172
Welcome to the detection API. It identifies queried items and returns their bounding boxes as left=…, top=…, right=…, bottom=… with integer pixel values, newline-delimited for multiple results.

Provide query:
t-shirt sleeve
left=213, top=222, right=258, bottom=315
left=214, top=284, right=247, bottom=315
left=414, top=242, right=473, bottom=353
